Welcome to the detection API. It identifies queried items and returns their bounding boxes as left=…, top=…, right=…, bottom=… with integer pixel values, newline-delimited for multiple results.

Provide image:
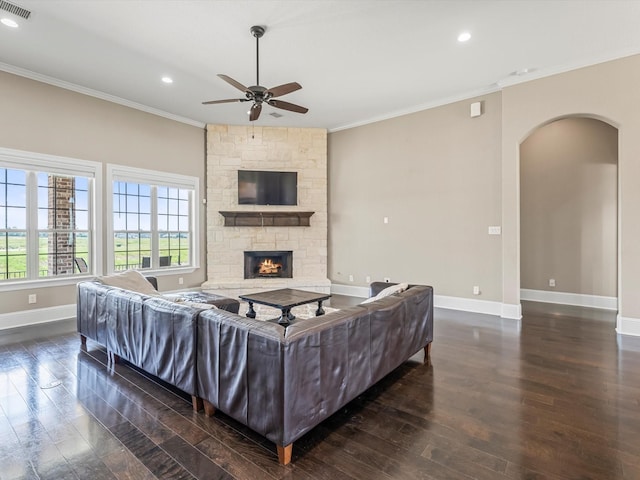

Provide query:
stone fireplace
left=201, top=124, right=330, bottom=298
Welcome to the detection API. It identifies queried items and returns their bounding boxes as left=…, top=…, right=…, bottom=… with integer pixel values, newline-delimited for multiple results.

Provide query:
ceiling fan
left=202, top=25, right=309, bottom=122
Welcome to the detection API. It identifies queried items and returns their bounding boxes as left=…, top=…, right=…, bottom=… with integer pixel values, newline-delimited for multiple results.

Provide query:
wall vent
left=0, top=0, right=31, bottom=19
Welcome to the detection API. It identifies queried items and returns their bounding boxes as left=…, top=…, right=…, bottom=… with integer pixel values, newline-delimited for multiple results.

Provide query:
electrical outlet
left=473, top=286, right=480, bottom=295
left=383, top=217, right=389, bottom=224
left=178, top=277, right=184, bottom=285
left=365, top=275, right=371, bottom=283
left=549, top=278, right=556, bottom=287
left=384, top=277, right=391, bottom=283
left=348, top=274, right=354, bottom=282
left=28, top=294, right=37, bottom=304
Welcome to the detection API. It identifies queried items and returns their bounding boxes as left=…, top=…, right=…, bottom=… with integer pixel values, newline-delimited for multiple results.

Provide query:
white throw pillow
left=98, top=270, right=160, bottom=296
left=360, top=282, right=409, bottom=304
left=375, top=282, right=409, bottom=299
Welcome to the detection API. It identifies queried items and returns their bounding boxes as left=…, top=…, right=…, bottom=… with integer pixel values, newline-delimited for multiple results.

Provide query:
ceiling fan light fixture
left=202, top=25, right=308, bottom=122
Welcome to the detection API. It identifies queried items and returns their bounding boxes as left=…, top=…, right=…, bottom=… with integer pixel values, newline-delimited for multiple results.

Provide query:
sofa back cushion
left=98, top=270, right=160, bottom=296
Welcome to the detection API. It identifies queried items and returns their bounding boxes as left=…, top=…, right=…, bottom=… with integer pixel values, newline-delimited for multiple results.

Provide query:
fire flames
left=258, top=258, right=282, bottom=275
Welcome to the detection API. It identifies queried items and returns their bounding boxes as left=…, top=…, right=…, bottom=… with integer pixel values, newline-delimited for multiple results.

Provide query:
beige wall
left=502, top=54, right=640, bottom=321
left=520, top=118, right=617, bottom=296
left=0, top=71, right=206, bottom=315
left=328, top=93, right=503, bottom=301
left=330, top=53, right=640, bottom=327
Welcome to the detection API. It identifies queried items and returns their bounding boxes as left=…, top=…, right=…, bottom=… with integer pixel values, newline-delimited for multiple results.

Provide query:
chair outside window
left=75, top=257, right=89, bottom=273
left=142, top=256, right=171, bottom=268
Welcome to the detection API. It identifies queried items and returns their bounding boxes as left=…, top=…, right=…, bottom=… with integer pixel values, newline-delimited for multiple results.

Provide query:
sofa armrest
left=145, top=276, right=158, bottom=291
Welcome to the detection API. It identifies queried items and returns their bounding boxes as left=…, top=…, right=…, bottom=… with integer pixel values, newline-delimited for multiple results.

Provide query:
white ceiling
left=2, top=1, right=640, bottom=131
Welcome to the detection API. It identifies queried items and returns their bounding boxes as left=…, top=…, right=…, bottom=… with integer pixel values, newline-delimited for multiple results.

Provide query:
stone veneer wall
left=202, top=124, right=329, bottom=296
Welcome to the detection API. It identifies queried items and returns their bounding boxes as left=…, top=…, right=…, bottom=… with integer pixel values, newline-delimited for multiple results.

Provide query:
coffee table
left=239, top=288, right=331, bottom=326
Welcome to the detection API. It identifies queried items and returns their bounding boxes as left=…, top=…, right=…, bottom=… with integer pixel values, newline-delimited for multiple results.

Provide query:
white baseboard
left=501, top=303, right=523, bottom=320
left=330, top=284, right=521, bottom=320
left=616, top=314, right=640, bottom=337
left=520, top=289, right=617, bottom=310
left=0, top=304, right=76, bottom=331
left=434, top=295, right=503, bottom=316
left=330, top=284, right=369, bottom=298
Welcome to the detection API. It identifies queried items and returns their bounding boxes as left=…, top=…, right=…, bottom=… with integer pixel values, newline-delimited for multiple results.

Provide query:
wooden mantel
left=219, top=211, right=314, bottom=227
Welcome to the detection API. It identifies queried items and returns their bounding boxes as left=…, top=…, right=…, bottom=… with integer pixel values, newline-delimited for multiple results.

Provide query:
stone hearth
left=202, top=125, right=330, bottom=297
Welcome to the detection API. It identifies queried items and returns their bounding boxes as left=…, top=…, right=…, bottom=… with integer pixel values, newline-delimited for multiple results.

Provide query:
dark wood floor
left=1, top=298, right=640, bottom=479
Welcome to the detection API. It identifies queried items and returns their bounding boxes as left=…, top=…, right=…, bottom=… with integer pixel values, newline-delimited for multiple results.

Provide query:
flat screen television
left=238, top=170, right=298, bottom=206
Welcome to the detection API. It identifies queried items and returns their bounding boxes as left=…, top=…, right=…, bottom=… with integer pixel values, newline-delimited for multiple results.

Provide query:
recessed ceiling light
left=1, top=18, right=19, bottom=28
left=457, top=31, right=471, bottom=42
left=161, top=76, right=173, bottom=84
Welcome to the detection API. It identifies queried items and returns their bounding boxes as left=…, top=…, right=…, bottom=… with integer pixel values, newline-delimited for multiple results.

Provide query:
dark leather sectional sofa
left=76, top=277, right=239, bottom=410
left=76, top=279, right=434, bottom=465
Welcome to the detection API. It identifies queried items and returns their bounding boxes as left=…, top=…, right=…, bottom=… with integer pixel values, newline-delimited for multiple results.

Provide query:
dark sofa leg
left=80, top=334, right=87, bottom=346
left=192, top=396, right=203, bottom=412
left=203, top=400, right=216, bottom=417
left=424, top=343, right=432, bottom=366
left=277, top=444, right=293, bottom=465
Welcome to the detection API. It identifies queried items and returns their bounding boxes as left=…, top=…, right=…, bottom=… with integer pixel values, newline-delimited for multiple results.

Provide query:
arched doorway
left=519, top=117, right=618, bottom=314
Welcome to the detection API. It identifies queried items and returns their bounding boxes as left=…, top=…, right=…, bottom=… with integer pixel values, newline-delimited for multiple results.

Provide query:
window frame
left=106, top=164, right=199, bottom=276
left=0, top=147, right=102, bottom=291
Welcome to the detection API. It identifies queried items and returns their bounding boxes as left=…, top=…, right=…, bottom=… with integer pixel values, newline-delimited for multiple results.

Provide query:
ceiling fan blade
left=249, top=103, right=262, bottom=121
left=266, top=82, right=302, bottom=98
left=218, top=74, right=249, bottom=93
left=202, top=98, right=246, bottom=105
left=268, top=99, right=309, bottom=114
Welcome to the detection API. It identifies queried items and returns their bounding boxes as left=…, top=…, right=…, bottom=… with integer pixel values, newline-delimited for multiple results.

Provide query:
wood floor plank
left=0, top=301, right=639, bottom=479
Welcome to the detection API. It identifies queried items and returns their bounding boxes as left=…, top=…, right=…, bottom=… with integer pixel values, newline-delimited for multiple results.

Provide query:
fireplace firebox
left=244, top=251, right=293, bottom=279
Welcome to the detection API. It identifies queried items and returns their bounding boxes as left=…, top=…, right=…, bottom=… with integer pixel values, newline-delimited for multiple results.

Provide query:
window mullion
left=151, top=185, right=158, bottom=268
left=27, top=171, right=39, bottom=279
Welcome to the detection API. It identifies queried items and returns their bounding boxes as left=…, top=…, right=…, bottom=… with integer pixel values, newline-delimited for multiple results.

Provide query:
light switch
left=488, top=226, right=501, bottom=235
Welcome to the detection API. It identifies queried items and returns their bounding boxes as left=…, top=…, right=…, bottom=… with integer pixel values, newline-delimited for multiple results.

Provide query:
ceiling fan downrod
left=251, top=25, right=265, bottom=88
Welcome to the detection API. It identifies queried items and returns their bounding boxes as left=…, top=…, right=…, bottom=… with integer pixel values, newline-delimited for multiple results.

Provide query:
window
left=108, top=165, right=198, bottom=273
left=0, top=148, right=100, bottom=285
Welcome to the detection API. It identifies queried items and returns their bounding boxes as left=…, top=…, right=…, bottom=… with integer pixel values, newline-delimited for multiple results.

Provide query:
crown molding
left=328, top=85, right=501, bottom=133
left=0, top=62, right=205, bottom=129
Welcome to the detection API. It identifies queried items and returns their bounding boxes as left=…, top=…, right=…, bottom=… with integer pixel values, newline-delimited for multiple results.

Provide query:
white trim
left=329, top=85, right=500, bottom=132
left=0, top=304, right=76, bottom=330
left=0, top=275, right=93, bottom=292
left=107, top=164, right=199, bottom=190
left=105, top=164, right=200, bottom=274
left=501, top=303, right=523, bottom=320
left=616, top=314, right=640, bottom=337
left=435, top=294, right=504, bottom=317
left=330, top=283, right=522, bottom=319
left=0, top=146, right=101, bottom=176
left=330, top=284, right=369, bottom=298
left=329, top=51, right=640, bottom=133
left=0, top=62, right=205, bottom=129
left=520, top=289, right=618, bottom=310
left=0, top=147, right=103, bottom=284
